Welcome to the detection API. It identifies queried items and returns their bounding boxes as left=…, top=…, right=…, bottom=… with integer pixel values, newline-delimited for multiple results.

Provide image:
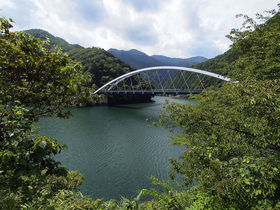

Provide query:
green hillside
left=25, top=29, right=152, bottom=104
left=25, top=29, right=131, bottom=88
left=24, top=29, right=83, bottom=52
left=191, top=48, right=240, bottom=76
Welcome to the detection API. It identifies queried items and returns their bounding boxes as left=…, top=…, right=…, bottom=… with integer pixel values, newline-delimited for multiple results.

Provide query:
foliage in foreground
left=0, top=17, right=99, bottom=208
left=156, top=9, right=280, bottom=209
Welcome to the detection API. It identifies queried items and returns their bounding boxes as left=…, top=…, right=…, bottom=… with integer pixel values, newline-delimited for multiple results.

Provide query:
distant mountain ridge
left=24, top=29, right=84, bottom=52
left=108, top=48, right=207, bottom=69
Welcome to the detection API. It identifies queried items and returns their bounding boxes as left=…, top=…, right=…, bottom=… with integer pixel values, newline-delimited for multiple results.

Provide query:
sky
left=0, top=0, right=279, bottom=59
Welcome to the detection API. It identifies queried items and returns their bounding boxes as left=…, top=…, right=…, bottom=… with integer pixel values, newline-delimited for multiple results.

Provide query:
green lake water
left=38, top=96, right=195, bottom=200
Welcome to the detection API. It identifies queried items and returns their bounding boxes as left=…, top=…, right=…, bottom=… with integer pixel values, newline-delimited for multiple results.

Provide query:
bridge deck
left=98, top=90, right=201, bottom=95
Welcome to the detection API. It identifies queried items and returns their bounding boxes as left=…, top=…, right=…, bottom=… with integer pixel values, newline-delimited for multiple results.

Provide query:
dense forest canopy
left=1, top=4, right=280, bottom=208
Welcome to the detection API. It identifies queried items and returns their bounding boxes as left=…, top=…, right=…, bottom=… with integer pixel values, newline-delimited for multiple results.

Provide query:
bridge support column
left=98, top=93, right=108, bottom=104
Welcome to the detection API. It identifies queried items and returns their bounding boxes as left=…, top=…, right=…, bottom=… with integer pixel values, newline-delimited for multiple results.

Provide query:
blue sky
left=0, top=0, right=279, bottom=58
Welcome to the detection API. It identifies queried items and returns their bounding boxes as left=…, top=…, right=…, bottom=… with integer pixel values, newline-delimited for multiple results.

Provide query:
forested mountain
left=24, top=29, right=84, bottom=52
left=25, top=29, right=153, bottom=104
left=191, top=48, right=241, bottom=76
left=25, top=29, right=132, bottom=89
left=25, top=29, right=208, bottom=92
left=152, top=54, right=207, bottom=67
left=108, top=48, right=160, bottom=69
left=108, top=48, right=207, bottom=69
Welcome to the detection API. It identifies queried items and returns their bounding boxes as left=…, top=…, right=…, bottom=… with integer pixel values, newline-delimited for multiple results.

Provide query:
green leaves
left=1, top=20, right=95, bottom=117
left=0, top=17, right=94, bottom=206
left=154, top=9, right=280, bottom=209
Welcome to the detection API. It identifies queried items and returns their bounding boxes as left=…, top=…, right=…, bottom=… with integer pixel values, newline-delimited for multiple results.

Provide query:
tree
left=0, top=17, right=97, bottom=207
left=155, top=9, right=280, bottom=209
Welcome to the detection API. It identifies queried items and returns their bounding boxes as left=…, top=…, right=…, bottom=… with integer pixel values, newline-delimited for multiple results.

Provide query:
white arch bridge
left=94, top=66, right=230, bottom=95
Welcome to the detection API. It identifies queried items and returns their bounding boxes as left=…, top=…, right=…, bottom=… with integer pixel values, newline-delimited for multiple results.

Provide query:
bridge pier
left=98, top=93, right=108, bottom=104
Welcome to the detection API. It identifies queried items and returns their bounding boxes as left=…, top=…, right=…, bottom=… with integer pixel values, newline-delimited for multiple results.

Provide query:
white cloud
left=1, top=0, right=279, bottom=58
left=0, top=0, right=16, bottom=9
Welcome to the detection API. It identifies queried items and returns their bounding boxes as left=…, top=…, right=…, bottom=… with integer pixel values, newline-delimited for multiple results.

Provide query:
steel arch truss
left=94, top=66, right=230, bottom=95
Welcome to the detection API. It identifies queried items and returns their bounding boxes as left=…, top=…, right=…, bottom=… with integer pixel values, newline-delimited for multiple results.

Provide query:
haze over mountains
left=108, top=48, right=208, bottom=69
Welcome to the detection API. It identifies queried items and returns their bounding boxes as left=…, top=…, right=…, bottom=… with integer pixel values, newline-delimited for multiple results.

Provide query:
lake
left=38, top=96, right=195, bottom=200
